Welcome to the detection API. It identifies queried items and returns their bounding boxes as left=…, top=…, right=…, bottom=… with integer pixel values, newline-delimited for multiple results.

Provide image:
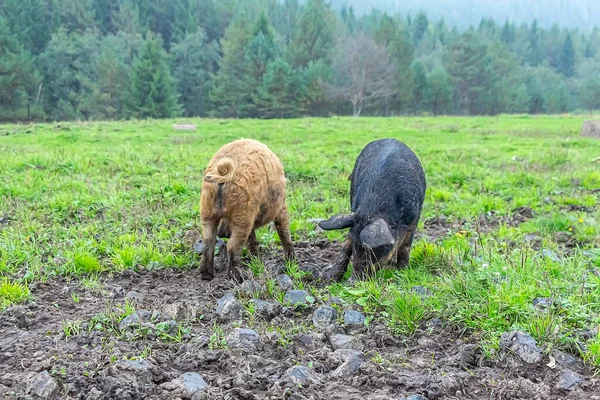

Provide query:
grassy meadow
left=1, top=116, right=600, bottom=365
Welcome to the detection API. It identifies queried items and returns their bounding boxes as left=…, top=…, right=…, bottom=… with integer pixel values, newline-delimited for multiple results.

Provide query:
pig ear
left=318, top=214, right=355, bottom=230
left=360, top=219, right=395, bottom=249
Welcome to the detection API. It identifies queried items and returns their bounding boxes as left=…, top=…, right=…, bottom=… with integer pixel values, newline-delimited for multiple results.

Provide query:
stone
left=118, top=312, right=141, bottom=330
left=251, top=299, right=282, bottom=320
left=116, top=359, right=153, bottom=385
left=126, top=291, right=144, bottom=303
left=401, top=396, right=428, bottom=400
left=500, top=331, right=542, bottom=364
left=26, top=371, right=58, bottom=399
left=294, top=334, right=314, bottom=348
left=411, top=286, right=431, bottom=298
left=240, top=280, right=263, bottom=296
left=162, top=372, right=208, bottom=398
left=286, top=365, right=320, bottom=385
left=276, top=274, right=293, bottom=291
left=532, top=297, right=552, bottom=309
left=283, top=290, right=309, bottom=307
left=215, top=293, right=242, bottom=322
left=165, top=302, right=196, bottom=320
left=330, top=349, right=364, bottom=378
left=156, top=320, right=180, bottom=336
left=541, top=249, right=560, bottom=262
left=556, top=370, right=583, bottom=391
left=582, top=121, right=600, bottom=139
left=227, top=328, right=260, bottom=352
left=552, top=350, right=581, bottom=368
left=329, top=334, right=364, bottom=351
left=343, top=309, right=365, bottom=330
left=312, top=306, right=337, bottom=329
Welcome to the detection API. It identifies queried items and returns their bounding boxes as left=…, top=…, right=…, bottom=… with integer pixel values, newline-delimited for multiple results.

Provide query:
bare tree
left=328, top=33, right=396, bottom=116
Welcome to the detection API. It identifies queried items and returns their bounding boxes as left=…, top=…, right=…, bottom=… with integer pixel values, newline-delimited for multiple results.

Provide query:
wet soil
left=1, top=242, right=599, bottom=400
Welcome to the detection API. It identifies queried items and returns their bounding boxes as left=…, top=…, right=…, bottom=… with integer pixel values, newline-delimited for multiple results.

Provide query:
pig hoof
left=201, top=271, right=214, bottom=281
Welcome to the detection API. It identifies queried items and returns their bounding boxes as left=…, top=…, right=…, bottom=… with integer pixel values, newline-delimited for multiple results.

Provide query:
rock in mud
left=283, top=290, right=309, bottom=306
left=551, top=350, right=581, bottom=369
left=411, top=286, right=431, bottom=298
left=330, top=349, right=364, bottom=378
left=458, top=344, right=481, bottom=369
left=312, top=306, right=337, bottom=329
left=26, top=371, right=58, bottom=399
left=329, top=334, right=364, bottom=351
left=126, top=290, right=144, bottom=304
left=162, top=372, right=208, bottom=398
left=115, top=359, right=153, bottom=385
left=118, top=312, right=142, bottom=330
left=165, top=302, right=196, bottom=320
left=343, top=309, right=365, bottom=330
left=400, top=395, right=428, bottom=400
left=251, top=299, right=282, bottom=320
left=556, top=369, right=583, bottom=391
left=500, top=331, right=543, bottom=364
left=286, top=365, right=320, bottom=385
left=541, top=249, right=560, bottom=262
left=275, top=274, right=293, bottom=291
left=294, top=333, right=315, bottom=348
left=227, top=328, right=260, bottom=352
left=240, top=280, right=264, bottom=296
left=532, top=297, right=552, bottom=310
left=216, top=293, right=242, bottom=322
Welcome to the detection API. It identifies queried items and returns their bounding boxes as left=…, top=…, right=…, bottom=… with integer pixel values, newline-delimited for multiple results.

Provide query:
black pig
left=318, top=138, right=426, bottom=281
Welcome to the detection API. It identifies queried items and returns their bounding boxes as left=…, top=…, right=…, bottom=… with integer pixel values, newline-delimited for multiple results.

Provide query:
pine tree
left=510, top=84, right=531, bottom=113
left=173, top=0, right=199, bottom=43
left=93, top=0, right=119, bottom=34
left=238, top=13, right=280, bottom=117
left=56, top=0, right=96, bottom=34
left=500, top=20, right=515, bottom=44
left=527, top=20, right=544, bottom=66
left=412, top=62, right=427, bottom=112
left=287, top=0, right=335, bottom=68
left=209, top=14, right=253, bottom=117
left=40, top=28, right=99, bottom=120
left=1, top=0, right=54, bottom=55
left=255, top=58, right=303, bottom=118
left=170, top=30, right=219, bottom=117
left=424, top=67, right=453, bottom=116
left=126, top=33, right=180, bottom=119
left=557, top=33, right=575, bottom=77
left=0, top=17, right=39, bottom=121
left=413, top=12, right=429, bottom=45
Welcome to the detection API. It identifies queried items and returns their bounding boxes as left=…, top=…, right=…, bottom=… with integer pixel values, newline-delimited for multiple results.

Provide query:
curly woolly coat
left=199, top=139, right=294, bottom=281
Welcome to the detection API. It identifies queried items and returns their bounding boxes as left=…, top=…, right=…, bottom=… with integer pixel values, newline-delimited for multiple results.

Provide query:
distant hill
left=328, top=0, right=600, bottom=30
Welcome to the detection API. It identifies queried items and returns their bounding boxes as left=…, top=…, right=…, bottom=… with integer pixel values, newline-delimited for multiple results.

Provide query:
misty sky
left=330, top=0, right=599, bottom=30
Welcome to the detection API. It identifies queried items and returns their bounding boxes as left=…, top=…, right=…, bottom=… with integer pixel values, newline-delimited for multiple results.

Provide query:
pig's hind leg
left=199, top=219, right=219, bottom=281
left=274, top=206, right=295, bottom=260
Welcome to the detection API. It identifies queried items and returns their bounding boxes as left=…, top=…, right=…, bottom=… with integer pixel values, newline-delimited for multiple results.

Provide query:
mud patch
left=1, top=244, right=599, bottom=399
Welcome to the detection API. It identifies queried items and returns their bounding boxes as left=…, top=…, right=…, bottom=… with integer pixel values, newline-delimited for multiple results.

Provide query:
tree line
left=1, top=0, right=599, bottom=122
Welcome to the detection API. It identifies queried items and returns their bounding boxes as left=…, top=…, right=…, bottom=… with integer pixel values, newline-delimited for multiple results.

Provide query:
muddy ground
left=1, top=240, right=599, bottom=400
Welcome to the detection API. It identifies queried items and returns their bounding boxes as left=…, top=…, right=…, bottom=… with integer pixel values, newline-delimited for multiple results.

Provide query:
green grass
left=1, top=116, right=600, bottom=365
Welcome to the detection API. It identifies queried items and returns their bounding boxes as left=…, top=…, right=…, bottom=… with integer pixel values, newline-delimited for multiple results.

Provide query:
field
left=1, top=116, right=600, bottom=399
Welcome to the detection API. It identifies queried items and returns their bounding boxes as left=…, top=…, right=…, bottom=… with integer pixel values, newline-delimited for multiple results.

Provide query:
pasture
left=1, top=116, right=599, bottom=398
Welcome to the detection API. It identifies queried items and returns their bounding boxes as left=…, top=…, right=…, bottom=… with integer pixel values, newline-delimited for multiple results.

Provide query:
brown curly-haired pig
left=199, top=139, right=295, bottom=281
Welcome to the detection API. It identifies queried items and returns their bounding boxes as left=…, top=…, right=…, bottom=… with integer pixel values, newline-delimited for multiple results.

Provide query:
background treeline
left=1, top=0, right=600, bottom=122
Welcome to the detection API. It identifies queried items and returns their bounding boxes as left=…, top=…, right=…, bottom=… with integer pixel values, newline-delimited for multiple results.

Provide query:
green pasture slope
left=1, top=116, right=600, bottom=365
